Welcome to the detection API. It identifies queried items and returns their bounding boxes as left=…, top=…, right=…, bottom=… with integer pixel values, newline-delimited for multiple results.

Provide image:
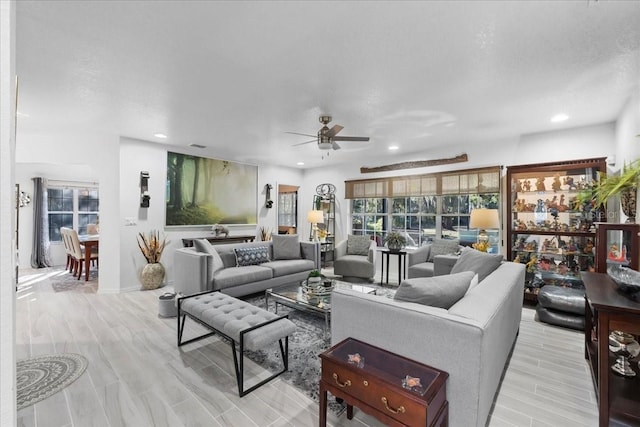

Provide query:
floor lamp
left=307, top=210, right=324, bottom=242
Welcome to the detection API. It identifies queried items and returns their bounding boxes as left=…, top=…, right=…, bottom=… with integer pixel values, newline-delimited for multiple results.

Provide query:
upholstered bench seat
left=178, top=291, right=296, bottom=396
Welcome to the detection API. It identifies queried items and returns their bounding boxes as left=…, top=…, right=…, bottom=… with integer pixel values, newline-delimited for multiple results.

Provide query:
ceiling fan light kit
left=289, top=115, right=370, bottom=153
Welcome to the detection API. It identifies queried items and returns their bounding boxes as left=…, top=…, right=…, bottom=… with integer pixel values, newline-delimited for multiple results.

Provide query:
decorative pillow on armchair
left=450, top=247, right=503, bottom=282
left=393, top=271, right=475, bottom=309
left=347, top=235, right=371, bottom=256
left=427, top=238, right=459, bottom=262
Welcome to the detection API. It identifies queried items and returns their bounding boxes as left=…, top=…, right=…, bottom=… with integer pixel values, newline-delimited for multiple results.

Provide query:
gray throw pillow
left=347, top=235, right=371, bottom=256
left=450, top=247, right=503, bottom=282
left=193, top=239, right=224, bottom=280
left=234, top=246, right=270, bottom=266
left=427, top=238, right=459, bottom=262
left=272, top=234, right=301, bottom=260
left=393, top=271, right=475, bottom=309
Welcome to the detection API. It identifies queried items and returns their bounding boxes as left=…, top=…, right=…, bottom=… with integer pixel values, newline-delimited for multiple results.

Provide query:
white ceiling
left=15, top=1, right=640, bottom=169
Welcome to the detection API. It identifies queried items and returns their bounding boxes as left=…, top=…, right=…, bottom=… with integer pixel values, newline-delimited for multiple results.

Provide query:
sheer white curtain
left=30, top=177, right=52, bottom=268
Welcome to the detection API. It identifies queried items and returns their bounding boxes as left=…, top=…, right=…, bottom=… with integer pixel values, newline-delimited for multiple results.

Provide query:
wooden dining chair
left=68, top=228, right=99, bottom=280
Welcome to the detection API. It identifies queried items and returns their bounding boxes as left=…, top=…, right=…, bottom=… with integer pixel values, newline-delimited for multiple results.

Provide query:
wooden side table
left=319, top=337, right=448, bottom=427
left=381, top=249, right=407, bottom=285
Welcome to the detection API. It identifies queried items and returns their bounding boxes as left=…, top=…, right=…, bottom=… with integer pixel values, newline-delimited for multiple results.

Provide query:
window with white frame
left=48, top=186, right=99, bottom=242
left=347, top=167, right=501, bottom=251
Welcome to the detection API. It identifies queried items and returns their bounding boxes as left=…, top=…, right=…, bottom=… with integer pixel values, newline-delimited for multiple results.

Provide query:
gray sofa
left=331, top=260, right=525, bottom=427
left=174, top=239, right=320, bottom=297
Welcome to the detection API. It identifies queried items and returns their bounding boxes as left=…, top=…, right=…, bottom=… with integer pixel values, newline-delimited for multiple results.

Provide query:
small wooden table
left=380, top=249, right=407, bottom=285
left=582, top=272, right=640, bottom=426
left=181, top=234, right=256, bottom=247
left=319, top=337, right=448, bottom=427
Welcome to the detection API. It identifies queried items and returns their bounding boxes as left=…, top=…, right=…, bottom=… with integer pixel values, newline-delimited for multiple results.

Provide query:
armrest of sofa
left=300, top=241, right=321, bottom=270
left=408, top=244, right=431, bottom=266
left=434, top=254, right=459, bottom=276
left=367, top=239, right=377, bottom=264
left=174, top=248, right=209, bottom=296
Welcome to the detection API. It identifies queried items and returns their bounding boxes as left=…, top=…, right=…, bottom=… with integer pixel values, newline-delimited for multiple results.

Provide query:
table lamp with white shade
left=470, top=208, right=500, bottom=251
left=307, top=210, right=324, bottom=242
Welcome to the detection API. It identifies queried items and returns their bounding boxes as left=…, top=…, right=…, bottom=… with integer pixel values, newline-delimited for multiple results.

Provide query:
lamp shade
left=469, top=209, right=500, bottom=230
left=307, top=210, right=324, bottom=224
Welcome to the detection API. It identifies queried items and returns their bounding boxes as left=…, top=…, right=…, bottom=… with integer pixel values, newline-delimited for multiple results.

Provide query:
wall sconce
left=19, top=191, right=31, bottom=207
left=140, top=171, right=150, bottom=208
left=265, top=184, right=273, bottom=208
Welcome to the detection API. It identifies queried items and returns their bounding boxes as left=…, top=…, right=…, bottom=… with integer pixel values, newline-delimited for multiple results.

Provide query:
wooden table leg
left=347, top=404, right=353, bottom=420
left=319, top=381, right=327, bottom=427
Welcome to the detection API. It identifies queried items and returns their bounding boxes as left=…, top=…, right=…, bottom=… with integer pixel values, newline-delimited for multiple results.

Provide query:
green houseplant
left=579, top=159, right=640, bottom=223
left=383, top=231, right=407, bottom=252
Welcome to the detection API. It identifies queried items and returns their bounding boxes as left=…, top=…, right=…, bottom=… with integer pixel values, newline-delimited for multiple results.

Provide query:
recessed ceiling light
left=550, top=114, right=569, bottom=123
left=388, top=146, right=399, bottom=151
left=297, top=162, right=305, bottom=166
left=154, top=133, right=168, bottom=139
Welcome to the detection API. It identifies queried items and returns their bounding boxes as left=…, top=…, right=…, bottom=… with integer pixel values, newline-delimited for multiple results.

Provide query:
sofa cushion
left=193, top=239, right=224, bottom=282
left=408, top=262, right=435, bottom=278
left=394, top=271, right=475, bottom=309
left=261, top=259, right=315, bottom=277
left=272, top=234, right=301, bottom=260
left=234, top=245, right=270, bottom=266
left=450, top=247, right=503, bottom=282
left=213, top=265, right=273, bottom=290
left=427, top=239, right=459, bottom=262
left=347, top=235, right=371, bottom=256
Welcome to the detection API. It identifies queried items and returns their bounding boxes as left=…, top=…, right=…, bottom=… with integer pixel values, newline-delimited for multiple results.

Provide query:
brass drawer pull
left=332, top=373, right=351, bottom=388
left=381, top=397, right=405, bottom=414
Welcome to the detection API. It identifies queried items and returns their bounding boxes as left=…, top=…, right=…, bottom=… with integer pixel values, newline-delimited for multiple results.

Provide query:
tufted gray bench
left=177, top=291, right=296, bottom=396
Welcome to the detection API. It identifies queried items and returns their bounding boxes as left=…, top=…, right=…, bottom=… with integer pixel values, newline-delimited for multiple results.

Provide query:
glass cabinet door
left=595, top=223, right=640, bottom=273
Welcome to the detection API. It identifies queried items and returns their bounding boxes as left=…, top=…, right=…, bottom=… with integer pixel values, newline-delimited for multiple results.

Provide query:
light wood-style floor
left=15, top=267, right=598, bottom=427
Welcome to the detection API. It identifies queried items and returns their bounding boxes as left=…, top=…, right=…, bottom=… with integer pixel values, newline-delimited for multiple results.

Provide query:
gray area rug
left=51, top=270, right=98, bottom=293
left=243, top=295, right=345, bottom=415
left=17, top=353, right=88, bottom=410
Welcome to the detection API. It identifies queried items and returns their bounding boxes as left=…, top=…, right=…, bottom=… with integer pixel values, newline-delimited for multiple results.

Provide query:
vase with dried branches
left=137, top=230, right=167, bottom=289
left=259, top=226, right=272, bottom=241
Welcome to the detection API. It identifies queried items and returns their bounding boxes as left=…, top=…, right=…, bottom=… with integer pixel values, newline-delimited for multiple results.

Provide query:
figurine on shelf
left=538, top=256, right=552, bottom=271
left=536, top=177, right=546, bottom=191
left=546, top=195, right=558, bottom=209
left=557, top=261, right=569, bottom=275
left=563, top=176, right=577, bottom=190
left=557, top=194, right=568, bottom=212
left=608, top=245, right=628, bottom=262
left=516, top=237, right=526, bottom=250
left=515, top=179, right=523, bottom=192
left=526, top=220, right=537, bottom=231
left=524, top=240, right=538, bottom=252
left=577, top=176, right=588, bottom=190
left=552, top=174, right=562, bottom=192
left=523, top=179, right=532, bottom=192
left=583, top=238, right=594, bottom=255
left=534, top=199, right=546, bottom=224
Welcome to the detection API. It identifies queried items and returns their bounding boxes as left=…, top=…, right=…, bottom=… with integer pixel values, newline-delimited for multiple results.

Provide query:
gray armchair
left=333, top=237, right=377, bottom=280
left=407, top=240, right=461, bottom=278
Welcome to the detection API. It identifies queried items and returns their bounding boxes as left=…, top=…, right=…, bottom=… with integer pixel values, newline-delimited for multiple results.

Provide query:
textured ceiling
left=15, top=1, right=640, bottom=169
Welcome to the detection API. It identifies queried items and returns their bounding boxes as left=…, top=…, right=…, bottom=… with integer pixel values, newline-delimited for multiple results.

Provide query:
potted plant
left=137, top=230, right=167, bottom=290
left=307, top=269, right=322, bottom=285
left=578, top=158, right=640, bottom=223
left=384, top=231, right=407, bottom=252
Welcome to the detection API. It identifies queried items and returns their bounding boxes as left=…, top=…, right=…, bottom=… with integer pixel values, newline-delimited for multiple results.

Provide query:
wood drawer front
left=322, top=360, right=427, bottom=425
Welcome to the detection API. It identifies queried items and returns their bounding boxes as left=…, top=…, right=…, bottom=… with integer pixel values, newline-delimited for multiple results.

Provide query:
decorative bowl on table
left=302, top=280, right=334, bottom=297
left=607, top=264, right=640, bottom=299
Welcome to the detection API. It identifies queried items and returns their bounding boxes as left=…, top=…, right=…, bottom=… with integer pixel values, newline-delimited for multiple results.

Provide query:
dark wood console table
left=319, top=337, right=448, bottom=427
left=582, top=272, right=640, bottom=426
left=181, top=235, right=255, bottom=247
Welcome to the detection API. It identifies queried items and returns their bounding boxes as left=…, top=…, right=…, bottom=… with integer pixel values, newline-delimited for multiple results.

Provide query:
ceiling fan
left=287, top=115, right=370, bottom=151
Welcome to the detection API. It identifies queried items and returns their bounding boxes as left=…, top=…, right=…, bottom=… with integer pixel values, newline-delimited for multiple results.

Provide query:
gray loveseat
left=174, top=238, right=320, bottom=297
left=331, top=258, right=525, bottom=427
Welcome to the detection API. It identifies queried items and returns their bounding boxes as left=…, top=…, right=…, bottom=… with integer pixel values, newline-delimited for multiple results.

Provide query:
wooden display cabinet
left=506, top=158, right=607, bottom=303
left=594, top=222, right=640, bottom=273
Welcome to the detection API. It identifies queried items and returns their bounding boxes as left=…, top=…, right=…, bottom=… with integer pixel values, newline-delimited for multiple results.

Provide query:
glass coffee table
left=265, top=280, right=387, bottom=340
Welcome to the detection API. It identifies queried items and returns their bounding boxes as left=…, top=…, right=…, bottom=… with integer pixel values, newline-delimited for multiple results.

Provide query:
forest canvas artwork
left=166, top=152, right=258, bottom=226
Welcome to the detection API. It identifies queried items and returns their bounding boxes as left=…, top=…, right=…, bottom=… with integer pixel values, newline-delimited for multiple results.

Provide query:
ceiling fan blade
left=285, top=131, right=316, bottom=138
left=332, top=136, right=370, bottom=142
left=326, top=125, right=344, bottom=138
left=292, top=139, right=317, bottom=147
left=332, top=141, right=341, bottom=150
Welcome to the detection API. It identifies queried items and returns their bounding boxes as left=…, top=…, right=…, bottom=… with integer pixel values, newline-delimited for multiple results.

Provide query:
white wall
left=0, top=1, right=16, bottom=424
left=615, top=89, right=640, bottom=168
left=118, top=138, right=305, bottom=290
